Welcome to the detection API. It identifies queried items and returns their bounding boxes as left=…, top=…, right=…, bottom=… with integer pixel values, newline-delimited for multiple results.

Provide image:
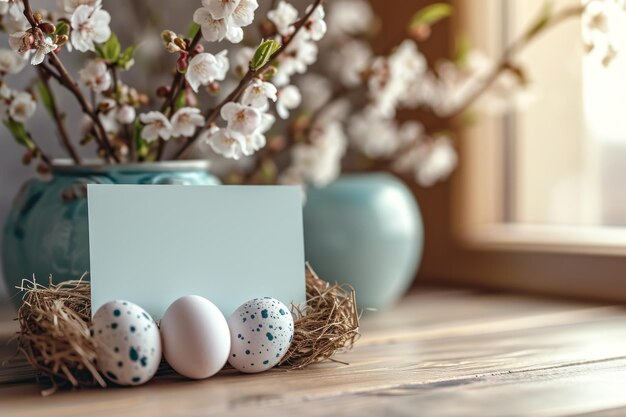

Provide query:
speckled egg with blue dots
left=92, top=300, right=162, bottom=386
left=227, top=297, right=294, bottom=373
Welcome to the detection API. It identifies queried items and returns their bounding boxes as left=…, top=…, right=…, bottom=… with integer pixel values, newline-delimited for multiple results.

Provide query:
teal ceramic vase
left=2, top=160, right=219, bottom=302
left=303, top=173, right=423, bottom=309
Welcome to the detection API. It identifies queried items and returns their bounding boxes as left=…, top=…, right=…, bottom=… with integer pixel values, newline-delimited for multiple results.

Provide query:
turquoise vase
left=303, top=173, right=423, bottom=309
left=2, top=161, right=219, bottom=303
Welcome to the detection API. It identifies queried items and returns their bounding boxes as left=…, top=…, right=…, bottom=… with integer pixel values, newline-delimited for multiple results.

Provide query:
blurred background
left=2, top=0, right=626, bottom=304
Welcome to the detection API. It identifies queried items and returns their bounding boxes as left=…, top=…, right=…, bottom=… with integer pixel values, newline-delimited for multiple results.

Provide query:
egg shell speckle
left=92, top=300, right=161, bottom=386
left=227, top=297, right=294, bottom=373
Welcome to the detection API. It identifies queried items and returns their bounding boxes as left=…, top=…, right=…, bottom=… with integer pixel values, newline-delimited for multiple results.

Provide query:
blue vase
left=2, top=160, right=219, bottom=303
left=303, top=173, right=423, bottom=309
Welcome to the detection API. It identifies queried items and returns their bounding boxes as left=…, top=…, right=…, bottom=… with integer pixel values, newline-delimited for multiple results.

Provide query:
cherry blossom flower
left=394, top=135, right=458, bottom=187
left=267, top=1, right=298, bottom=36
left=70, top=4, right=111, bottom=52
left=31, top=37, right=58, bottom=66
left=289, top=122, right=347, bottom=187
left=329, top=39, right=372, bottom=87
left=78, top=59, right=112, bottom=92
left=276, top=85, right=301, bottom=119
left=4, top=11, right=28, bottom=34
left=139, top=111, right=173, bottom=142
left=185, top=50, right=229, bottom=92
left=204, top=127, right=246, bottom=159
left=116, top=105, right=136, bottom=125
left=272, top=31, right=318, bottom=86
left=303, top=4, right=327, bottom=41
left=232, top=46, right=254, bottom=77
left=63, top=0, right=102, bottom=14
left=171, top=107, right=205, bottom=137
left=325, top=0, right=374, bottom=39
left=9, top=92, right=36, bottom=123
left=0, top=48, right=27, bottom=74
left=193, top=0, right=258, bottom=43
left=0, top=0, right=24, bottom=21
left=0, top=81, right=12, bottom=100
left=241, top=78, right=277, bottom=110
left=297, top=73, right=332, bottom=112
left=8, top=31, right=33, bottom=55
left=220, top=102, right=261, bottom=134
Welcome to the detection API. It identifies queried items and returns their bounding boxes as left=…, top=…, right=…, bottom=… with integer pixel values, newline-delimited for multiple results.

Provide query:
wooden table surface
left=2, top=288, right=626, bottom=417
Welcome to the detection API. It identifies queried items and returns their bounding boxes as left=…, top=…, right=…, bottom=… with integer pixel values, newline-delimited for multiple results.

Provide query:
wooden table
left=2, top=288, right=626, bottom=417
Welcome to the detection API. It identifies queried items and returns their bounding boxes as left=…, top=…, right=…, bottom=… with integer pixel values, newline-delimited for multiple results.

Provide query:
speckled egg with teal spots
left=227, top=297, right=294, bottom=373
left=92, top=300, right=162, bottom=386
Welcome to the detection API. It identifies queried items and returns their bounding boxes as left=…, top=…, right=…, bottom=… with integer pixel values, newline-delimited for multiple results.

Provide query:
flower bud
left=39, top=22, right=56, bottom=34
left=193, top=43, right=204, bottom=54
left=165, top=42, right=181, bottom=53
left=206, top=81, right=220, bottom=95
left=176, top=53, right=188, bottom=73
left=33, top=12, right=43, bottom=24
left=116, top=105, right=136, bottom=125
left=156, top=85, right=171, bottom=97
left=55, top=34, right=69, bottom=47
left=22, top=150, right=33, bottom=165
left=37, top=162, right=50, bottom=176
left=174, top=37, right=187, bottom=51
left=161, top=30, right=177, bottom=47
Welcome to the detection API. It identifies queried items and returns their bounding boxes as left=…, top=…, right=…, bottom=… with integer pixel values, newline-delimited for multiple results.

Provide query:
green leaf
left=103, top=33, right=121, bottom=62
left=409, top=3, right=453, bottom=28
left=94, top=43, right=105, bottom=59
left=251, top=39, right=281, bottom=71
left=54, top=21, right=69, bottom=36
left=36, top=80, right=56, bottom=118
left=117, top=45, right=137, bottom=70
left=3, top=118, right=33, bottom=149
left=175, top=89, right=186, bottom=110
left=187, top=22, right=200, bottom=39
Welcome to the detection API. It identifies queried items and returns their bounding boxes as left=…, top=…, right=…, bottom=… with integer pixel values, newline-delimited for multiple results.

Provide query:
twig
left=28, top=133, right=52, bottom=165
left=22, top=0, right=119, bottom=163
left=444, top=4, right=585, bottom=119
left=173, top=0, right=325, bottom=160
left=36, top=67, right=81, bottom=164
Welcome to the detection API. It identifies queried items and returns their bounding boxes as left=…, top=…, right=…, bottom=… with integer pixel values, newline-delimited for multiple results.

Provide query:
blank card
left=88, top=185, right=305, bottom=319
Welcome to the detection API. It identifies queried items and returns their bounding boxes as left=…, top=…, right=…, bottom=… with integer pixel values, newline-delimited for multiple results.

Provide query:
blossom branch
left=22, top=0, right=119, bottom=163
left=174, top=0, right=325, bottom=160
left=444, top=4, right=585, bottom=120
left=36, top=67, right=82, bottom=165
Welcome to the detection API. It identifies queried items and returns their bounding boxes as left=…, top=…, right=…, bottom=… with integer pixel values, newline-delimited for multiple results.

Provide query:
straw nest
left=14, top=263, right=359, bottom=391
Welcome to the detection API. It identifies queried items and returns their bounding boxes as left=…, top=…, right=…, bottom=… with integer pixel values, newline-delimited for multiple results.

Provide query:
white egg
left=92, top=300, right=161, bottom=386
left=160, top=295, right=230, bottom=379
left=227, top=297, right=294, bottom=373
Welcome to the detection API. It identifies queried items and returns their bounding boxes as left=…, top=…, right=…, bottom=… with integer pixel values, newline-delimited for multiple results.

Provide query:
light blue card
left=88, top=185, right=305, bottom=319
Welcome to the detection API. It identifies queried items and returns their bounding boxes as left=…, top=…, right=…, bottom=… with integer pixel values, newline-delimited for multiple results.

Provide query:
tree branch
left=22, top=0, right=119, bottom=163
left=173, top=0, right=325, bottom=160
left=36, top=67, right=82, bottom=164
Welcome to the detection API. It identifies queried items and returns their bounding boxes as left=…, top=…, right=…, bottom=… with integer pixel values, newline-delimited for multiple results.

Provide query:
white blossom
left=220, top=101, right=261, bottom=134
left=241, top=78, right=277, bottom=110
left=70, top=4, right=111, bottom=52
left=395, top=135, right=458, bottom=187
left=9, top=92, right=36, bottom=123
left=31, top=37, right=57, bottom=66
left=325, top=0, right=374, bottom=39
left=204, top=127, right=246, bottom=159
left=63, top=0, right=101, bottom=14
left=171, top=107, right=205, bottom=137
left=185, top=50, right=229, bottom=93
left=267, top=1, right=298, bottom=36
left=276, top=85, right=301, bottom=119
left=273, top=31, right=318, bottom=86
left=193, top=0, right=258, bottom=43
left=4, top=12, right=29, bottom=34
left=303, top=4, right=326, bottom=41
left=232, top=46, right=254, bottom=76
left=297, top=73, right=332, bottom=112
left=329, top=40, right=372, bottom=87
left=0, top=48, right=27, bottom=74
left=289, top=122, right=347, bottom=187
left=116, top=105, right=136, bottom=125
left=9, top=31, right=32, bottom=55
left=0, top=81, right=12, bottom=100
left=139, top=111, right=172, bottom=142
left=78, top=59, right=111, bottom=92
left=0, top=0, right=24, bottom=21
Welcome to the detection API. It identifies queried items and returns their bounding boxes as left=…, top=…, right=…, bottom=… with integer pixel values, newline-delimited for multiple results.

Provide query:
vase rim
left=51, top=159, right=211, bottom=174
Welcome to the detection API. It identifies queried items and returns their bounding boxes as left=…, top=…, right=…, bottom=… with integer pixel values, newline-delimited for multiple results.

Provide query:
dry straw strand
left=13, top=264, right=360, bottom=391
